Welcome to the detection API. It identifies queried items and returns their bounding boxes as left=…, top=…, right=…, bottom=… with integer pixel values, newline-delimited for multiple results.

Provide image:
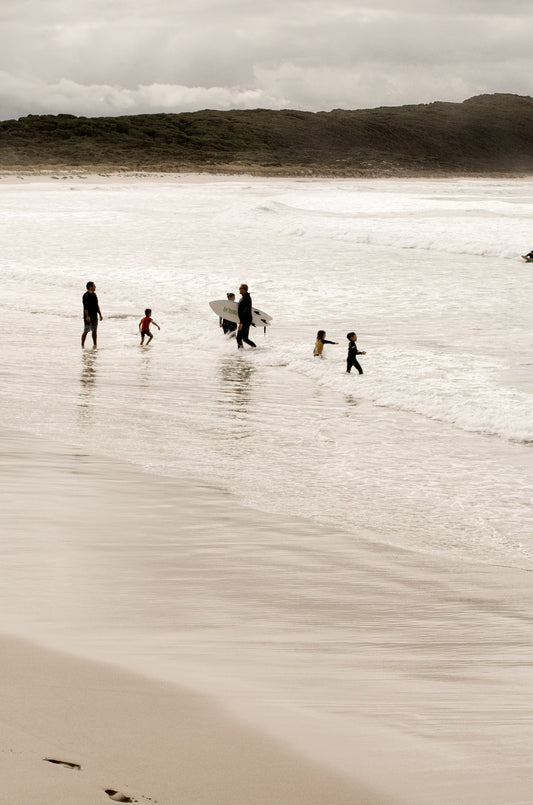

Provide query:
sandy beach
left=2, top=426, right=533, bottom=804
left=1, top=173, right=532, bottom=804
left=0, top=427, right=387, bottom=805
left=0, top=169, right=269, bottom=185
left=1, top=632, right=387, bottom=805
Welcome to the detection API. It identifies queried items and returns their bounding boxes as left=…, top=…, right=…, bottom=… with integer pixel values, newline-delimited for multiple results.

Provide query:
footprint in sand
left=43, top=759, right=139, bottom=802
left=105, top=791, right=135, bottom=803
left=43, top=758, right=81, bottom=770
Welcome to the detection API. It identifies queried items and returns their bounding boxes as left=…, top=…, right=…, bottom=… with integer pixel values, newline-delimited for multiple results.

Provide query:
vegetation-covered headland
left=1, top=93, right=533, bottom=177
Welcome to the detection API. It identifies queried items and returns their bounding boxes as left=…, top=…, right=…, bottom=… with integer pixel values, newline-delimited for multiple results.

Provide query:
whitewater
left=1, top=174, right=533, bottom=803
left=2, top=175, right=531, bottom=564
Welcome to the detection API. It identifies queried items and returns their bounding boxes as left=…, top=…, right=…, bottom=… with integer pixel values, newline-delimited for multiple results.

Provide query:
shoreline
left=2, top=167, right=533, bottom=184
left=3, top=424, right=533, bottom=804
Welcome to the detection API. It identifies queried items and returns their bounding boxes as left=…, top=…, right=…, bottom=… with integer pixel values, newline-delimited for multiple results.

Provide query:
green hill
left=1, top=93, right=533, bottom=176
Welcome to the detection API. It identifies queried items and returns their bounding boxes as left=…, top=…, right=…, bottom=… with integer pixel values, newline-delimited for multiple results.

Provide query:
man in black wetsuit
left=236, top=283, right=256, bottom=349
left=81, top=281, right=103, bottom=348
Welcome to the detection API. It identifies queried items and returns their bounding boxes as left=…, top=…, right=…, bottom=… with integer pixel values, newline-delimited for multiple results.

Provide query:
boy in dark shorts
left=81, top=281, right=102, bottom=348
left=346, top=332, right=366, bottom=374
left=139, top=308, right=160, bottom=345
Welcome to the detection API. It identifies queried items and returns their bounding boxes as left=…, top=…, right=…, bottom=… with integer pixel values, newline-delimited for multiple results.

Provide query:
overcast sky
left=0, top=0, right=532, bottom=120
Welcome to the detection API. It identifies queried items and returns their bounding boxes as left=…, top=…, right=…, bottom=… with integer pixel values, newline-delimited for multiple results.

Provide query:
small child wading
left=346, top=332, right=366, bottom=374
left=220, top=292, right=237, bottom=336
left=313, top=330, right=338, bottom=357
left=139, top=308, right=160, bottom=345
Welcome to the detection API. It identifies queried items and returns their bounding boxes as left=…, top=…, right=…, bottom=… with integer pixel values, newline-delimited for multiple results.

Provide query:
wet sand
left=2, top=426, right=533, bottom=804
left=0, top=169, right=264, bottom=184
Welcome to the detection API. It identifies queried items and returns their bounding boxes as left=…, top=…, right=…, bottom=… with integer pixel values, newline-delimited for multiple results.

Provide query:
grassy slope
left=1, top=93, right=532, bottom=176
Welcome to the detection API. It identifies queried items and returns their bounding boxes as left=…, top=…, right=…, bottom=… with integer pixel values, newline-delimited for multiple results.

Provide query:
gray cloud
left=0, top=0, right=532, bottom=119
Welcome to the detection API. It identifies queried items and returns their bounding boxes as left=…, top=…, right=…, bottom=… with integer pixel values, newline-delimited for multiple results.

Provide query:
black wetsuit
left=237, top=292, right=256, bottom=348
left=83, top=291, right=99, bottom=321
left=222, top=318, right=237, bottom=335
left=347, top=340, right=364, bottom=374
left=82, top=291, right=100, bottom=327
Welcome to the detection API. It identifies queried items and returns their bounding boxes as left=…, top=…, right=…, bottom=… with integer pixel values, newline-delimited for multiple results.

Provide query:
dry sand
left=1, top=634, right=384, bottom=805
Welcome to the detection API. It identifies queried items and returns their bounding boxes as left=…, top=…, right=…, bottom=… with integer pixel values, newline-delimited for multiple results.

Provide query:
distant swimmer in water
left=220, top=292, right=237, bottom=336
left=81, top=281, right=102, bottom=348
left=346, top=332, right=366, bottom=374
left=237, top=283, right=256, bottom=349
left=313, top=330, right=338, bottom=357
left=139, top=308, right=160, bottom=345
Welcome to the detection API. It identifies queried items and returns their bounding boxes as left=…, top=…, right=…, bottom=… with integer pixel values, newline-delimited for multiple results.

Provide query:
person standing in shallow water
left=139, top=308, right=160, bottom=346
left=313, top=330, right=338, bottom=357
left=81, top=281, right=102, bottom=348
left=236, top=283, right=256, bottom=349
left=220, top=292, right=238, bottom=336
left=346, top=332, right=366, bottom=374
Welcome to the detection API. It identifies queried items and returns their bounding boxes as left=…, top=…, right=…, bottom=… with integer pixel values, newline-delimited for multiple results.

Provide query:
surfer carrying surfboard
left=236, top=284, right=257, bottom=349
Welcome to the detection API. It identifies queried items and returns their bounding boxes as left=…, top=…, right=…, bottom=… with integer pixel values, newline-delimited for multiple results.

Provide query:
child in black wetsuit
left=346, top=332, right=366, bottom=374
left=220, top=292, right=238, bottom=336
left=313, top=330, right=338, bottom=357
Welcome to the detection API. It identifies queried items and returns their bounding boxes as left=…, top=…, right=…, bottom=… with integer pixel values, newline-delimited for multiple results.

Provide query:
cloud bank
left=0, top=0, right=532, bottom=119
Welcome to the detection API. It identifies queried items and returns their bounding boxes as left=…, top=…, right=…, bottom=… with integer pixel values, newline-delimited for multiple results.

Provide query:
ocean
left=1, top=174, right=533, bottom=800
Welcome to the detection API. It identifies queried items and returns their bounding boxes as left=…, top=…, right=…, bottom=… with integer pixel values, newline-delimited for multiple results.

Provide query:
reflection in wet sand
left=78, top=350, right=98, bottom=424
left=217, top=358, right=255, bottom=412
left=215, top=358, right=257, bottom=445
left=138, top=348, right=154, bottom=389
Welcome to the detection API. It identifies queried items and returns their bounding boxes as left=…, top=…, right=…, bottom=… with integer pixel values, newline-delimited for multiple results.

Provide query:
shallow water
left=2, top=175, right=533, bottom=800
left=1, top=176, right=532, bottom=566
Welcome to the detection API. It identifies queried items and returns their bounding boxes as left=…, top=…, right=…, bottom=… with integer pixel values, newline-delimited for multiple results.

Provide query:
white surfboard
left=209, top=299, right=272, bottom=327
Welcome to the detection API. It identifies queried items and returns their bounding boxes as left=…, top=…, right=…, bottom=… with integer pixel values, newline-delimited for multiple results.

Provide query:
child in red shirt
left=139, top=308, right=160, bottom=345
